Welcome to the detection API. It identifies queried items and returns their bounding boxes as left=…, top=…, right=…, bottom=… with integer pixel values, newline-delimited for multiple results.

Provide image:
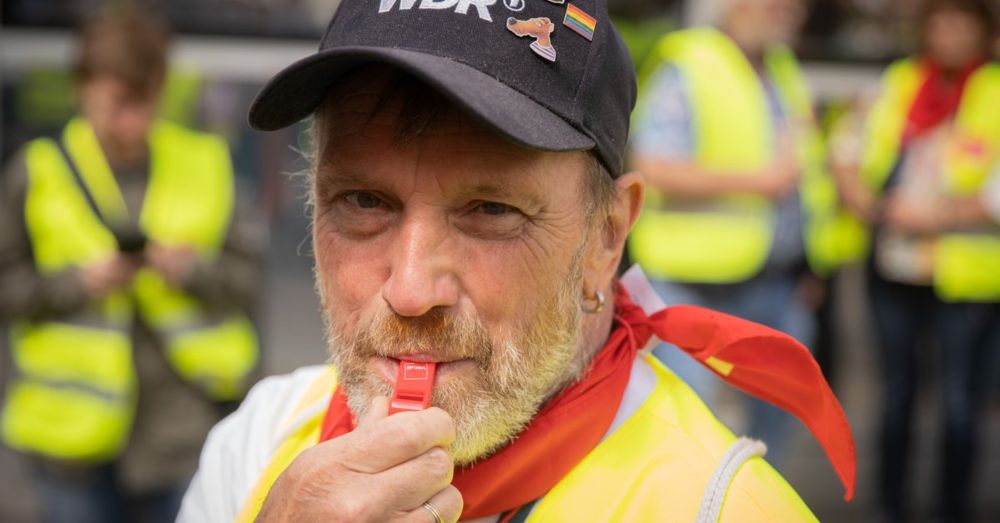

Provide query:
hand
left=146, top=243, right=197, bottom=288
left=79, top=255, right=140, bottom=299
left=838, top=176, right=878, bottom=223
left=753, top=142, right=800, bottom=201
left=256, top=397, right=462, bottom=523
left=883, top=193, right=946, bottom=234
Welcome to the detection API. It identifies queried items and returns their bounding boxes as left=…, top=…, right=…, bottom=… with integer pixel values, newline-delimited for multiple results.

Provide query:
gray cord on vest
left=695, top=437, right=768, bottom=523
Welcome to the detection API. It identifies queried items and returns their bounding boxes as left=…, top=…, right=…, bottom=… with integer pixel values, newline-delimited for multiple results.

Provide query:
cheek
left=458, top=235, right=577, bottom=333
left=953, top=28, right=982, bottom=55
left=458, top=243, right=524, bottom=322
left=458, top=209, right=584, bottom=333
left=313, top=218, right=390, bottom=329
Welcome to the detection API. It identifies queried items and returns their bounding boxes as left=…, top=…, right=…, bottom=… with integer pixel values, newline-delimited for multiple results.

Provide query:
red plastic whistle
left=388, top=361, right=436, bottom=415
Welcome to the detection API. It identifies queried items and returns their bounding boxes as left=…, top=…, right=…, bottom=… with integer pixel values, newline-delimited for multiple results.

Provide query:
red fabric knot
left=612, top=283, right=655, bottom=346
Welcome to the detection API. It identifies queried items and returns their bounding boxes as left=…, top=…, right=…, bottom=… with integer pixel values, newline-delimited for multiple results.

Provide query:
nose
left=381, top=211, right=460, bottom=317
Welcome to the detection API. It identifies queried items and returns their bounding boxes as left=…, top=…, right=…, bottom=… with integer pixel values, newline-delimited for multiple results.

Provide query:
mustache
left=354, top=308, right=494, bottom=363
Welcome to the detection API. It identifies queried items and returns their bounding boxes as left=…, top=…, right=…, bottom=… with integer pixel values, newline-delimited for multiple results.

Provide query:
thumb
left=356, top=396, right=390, bottom=429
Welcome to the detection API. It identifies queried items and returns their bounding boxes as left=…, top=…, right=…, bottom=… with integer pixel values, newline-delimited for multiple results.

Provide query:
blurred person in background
left=627, top=0, right=847, bottom=464
left=0, top=6, right=261, bottom=522
left=837, top=0, right=999, bottom=521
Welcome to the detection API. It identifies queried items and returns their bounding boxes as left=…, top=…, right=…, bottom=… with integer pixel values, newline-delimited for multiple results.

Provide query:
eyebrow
left=455, top=181, right=517, bottom=200
left=317, top=165, right=546, bottom=210
left=316, top=167, right=379, bottom=190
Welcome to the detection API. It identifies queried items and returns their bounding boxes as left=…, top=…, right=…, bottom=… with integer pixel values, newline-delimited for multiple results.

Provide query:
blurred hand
left=256, top=397, right=462, bottom=523
left=79, top=255, right=140, bottom=299
left=839, top=178, right=879, bottom=223
left=146, top=243, right=197, bottom=288
left=753, top=139, right=801, bottom=200
left=883, top=193, right=945, bottom=234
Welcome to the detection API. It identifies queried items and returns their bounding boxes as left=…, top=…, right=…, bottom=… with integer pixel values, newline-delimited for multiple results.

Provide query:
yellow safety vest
left=860, top=59, right=1000, bottom=302
left=628, top=28, right=861, bottom=283
left=2, top=118, right=259, bottom=462
left=234, top=356, right=817, bottom=522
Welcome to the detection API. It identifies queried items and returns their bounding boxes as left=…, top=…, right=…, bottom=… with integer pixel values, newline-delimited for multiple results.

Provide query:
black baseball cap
left=248, top=0, right=636, bottom=176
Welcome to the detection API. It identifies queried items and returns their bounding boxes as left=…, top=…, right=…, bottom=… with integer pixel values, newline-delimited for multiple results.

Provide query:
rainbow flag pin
left=563, top=4, right=596, bottom=41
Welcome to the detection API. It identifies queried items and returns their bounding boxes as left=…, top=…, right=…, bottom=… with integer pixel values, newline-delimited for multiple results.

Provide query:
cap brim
left=248, top=46, right=595, bottom=152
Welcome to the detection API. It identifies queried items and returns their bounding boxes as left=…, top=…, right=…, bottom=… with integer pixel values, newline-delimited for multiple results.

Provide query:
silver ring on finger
left=422, top=501, right=445, bottom=523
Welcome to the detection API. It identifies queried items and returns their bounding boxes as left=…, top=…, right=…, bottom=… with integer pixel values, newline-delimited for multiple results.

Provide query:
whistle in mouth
left=388, top=361, right=436, bottom=415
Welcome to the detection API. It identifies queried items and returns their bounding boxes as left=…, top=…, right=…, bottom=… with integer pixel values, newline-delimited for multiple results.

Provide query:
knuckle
left=336, top=434, right=367, bottom=461
left=409, top=409, right=454, bottom=450
left=334, top=496, right=375, bottom=522
left=424, top=447, right=453, bottom=481
left=387, top=420, right=424, bottom=456
left=338, top=429, right=387, bottom=470
left=441, top=485, right=464, bottom=522
left=426, top=407, right=455, bottom=436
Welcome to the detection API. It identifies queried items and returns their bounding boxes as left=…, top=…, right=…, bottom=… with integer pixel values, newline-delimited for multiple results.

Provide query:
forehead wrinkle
left=443, top=159, right=550, bottom=209
left=369, top=112, right=548, bottom=200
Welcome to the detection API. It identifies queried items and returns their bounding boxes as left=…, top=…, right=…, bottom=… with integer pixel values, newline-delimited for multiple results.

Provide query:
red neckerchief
left=903, top=57, right=987, bottom=143
left=318, top=285, right=856, bottom=519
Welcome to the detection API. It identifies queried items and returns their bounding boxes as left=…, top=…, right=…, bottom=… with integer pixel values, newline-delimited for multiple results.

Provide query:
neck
left=932, top=56, right=985, bottom=77
left=722, top=20, right=765, bottom=64
left=102, top=141, right=148, bottom=171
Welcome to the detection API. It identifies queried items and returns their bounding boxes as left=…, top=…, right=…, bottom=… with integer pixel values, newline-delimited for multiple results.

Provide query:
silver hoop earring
left=581, top=289, right=605, bottom=314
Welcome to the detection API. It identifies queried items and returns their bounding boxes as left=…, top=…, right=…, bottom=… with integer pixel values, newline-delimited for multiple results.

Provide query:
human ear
left=582, top=171, right=644, bottom=293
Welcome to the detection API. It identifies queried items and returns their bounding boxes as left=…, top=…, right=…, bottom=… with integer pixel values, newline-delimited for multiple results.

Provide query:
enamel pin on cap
left=563, top=3, right=597, bottom=41
left=507, top=17, right=558, bottom=62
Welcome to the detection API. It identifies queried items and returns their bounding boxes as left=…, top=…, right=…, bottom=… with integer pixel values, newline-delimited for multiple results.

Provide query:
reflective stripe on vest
left=628, top=28, right=851, bottom=282
left=2, top=118, right=257, bottom=462
left=236, top=356, right=817, bottom=522
left=861, top=60, right=1000, bottom=301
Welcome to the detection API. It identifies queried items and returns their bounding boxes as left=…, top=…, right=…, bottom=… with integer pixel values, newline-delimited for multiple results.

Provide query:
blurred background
left=1, top=0, right=998, bottom=522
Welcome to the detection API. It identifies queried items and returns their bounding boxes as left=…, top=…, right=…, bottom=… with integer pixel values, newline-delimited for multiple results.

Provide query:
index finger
left=335, top=406, right=456, bottom=473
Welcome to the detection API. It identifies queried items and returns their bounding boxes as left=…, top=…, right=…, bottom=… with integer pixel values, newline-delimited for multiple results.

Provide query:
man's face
left=925, top=9, right=986, bottom=70
left=80, top=76, right=158, bottom=166
left=312, top=83, right=597, bottom=465
left=736, top=0, right=807, bottom=48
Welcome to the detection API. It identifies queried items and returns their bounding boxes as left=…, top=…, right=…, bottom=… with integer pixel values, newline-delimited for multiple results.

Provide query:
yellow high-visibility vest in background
left=860, top=59, right=1000, bottom=302
left=628, top=28, right=862, bottom=283
left=2, top=117, right=259, bottom=462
